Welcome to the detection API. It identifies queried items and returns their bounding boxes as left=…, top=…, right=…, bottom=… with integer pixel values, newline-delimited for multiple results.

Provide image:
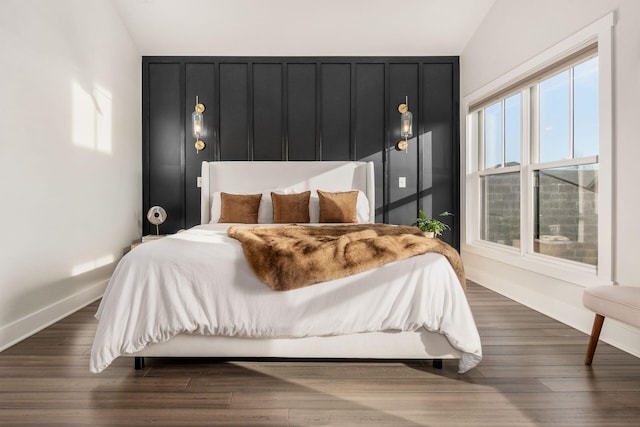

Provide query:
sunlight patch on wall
left=71, top=81, right=113, bottom=154
left=71, top=254, right=114, bottom=277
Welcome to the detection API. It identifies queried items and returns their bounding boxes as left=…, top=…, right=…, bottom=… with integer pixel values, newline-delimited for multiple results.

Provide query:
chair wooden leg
left=585, top=314, right=605, bottom=365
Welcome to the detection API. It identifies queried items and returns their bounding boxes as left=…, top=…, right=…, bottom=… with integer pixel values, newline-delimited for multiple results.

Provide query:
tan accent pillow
left=272, top=191, right=311, bottom=223
left=218, top=192, right=262, bottom=223
left=317, top=190, right=358, bottom=223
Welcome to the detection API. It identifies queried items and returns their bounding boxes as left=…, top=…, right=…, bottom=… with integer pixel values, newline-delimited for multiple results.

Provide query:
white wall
left=0, top=0, right=141, bottom=350
left=460, top=0, right=640, bottom=356
left=112, top=0, right=496, bottom=56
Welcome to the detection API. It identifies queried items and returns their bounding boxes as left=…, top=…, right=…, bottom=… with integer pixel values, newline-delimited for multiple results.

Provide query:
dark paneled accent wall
left=143, top=57, right=460, bottom=248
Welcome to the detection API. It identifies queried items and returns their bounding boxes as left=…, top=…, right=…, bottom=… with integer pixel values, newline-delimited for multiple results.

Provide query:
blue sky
left=484, top=56, right=598, bottom=168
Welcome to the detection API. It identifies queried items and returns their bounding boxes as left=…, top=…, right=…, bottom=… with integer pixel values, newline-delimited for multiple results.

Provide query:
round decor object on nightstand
left=147, top=206, right=167, bottom=235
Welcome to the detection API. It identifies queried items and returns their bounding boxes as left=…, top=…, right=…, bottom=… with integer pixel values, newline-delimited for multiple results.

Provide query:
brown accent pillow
left=218, top=192, right=262, bottom=223
left=317, top=190, right=358, bottom=223
left=272, top=191, right=311, bottom=223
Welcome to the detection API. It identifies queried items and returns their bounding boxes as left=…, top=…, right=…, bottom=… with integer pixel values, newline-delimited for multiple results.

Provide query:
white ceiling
left=112, top=0, right=495, bottom=56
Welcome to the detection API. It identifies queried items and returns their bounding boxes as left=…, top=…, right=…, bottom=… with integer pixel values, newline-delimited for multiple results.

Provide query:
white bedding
left=90, top=224, right=482, bottom=373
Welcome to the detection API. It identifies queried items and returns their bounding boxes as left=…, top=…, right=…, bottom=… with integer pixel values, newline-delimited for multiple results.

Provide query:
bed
left=90, top=161, right=482, bottom=374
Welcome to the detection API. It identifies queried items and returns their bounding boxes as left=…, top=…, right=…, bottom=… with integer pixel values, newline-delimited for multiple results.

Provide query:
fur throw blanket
left=227, top=224, right=465, bottom=292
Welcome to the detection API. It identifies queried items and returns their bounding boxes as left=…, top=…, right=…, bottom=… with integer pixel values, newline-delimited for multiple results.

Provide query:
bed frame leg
left=432, top=359, right=443, bottom=369
left=134, top=357, right=145, bottom=370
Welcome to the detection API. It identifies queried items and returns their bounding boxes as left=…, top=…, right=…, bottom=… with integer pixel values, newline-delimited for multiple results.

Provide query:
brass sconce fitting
left=395, top=96, right=413, bottom=152
left=192, top=96, right=206, bottom=153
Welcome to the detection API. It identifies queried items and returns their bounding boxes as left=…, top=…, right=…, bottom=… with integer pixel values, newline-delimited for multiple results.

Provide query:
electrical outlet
left=197, top=177, right=202, bottom=188
left=399, top=177, right=406, bottom=188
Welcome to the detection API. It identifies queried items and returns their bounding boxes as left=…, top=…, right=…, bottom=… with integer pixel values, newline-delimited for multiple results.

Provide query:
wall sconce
left=192, top=96, right=205, bottom=153
left=396, top=96, right=413, bottom=152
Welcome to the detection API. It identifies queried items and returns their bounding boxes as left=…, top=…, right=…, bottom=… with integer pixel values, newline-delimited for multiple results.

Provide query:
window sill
left=462, top=240, right=611, bottom=288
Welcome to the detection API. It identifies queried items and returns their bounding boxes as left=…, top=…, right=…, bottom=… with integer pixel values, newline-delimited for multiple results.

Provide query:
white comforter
left=90, top=224, right=482, bottom=373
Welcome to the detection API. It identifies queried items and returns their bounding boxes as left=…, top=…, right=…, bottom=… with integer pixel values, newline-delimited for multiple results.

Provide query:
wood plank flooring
left=1, top=281, right=639, bottom=426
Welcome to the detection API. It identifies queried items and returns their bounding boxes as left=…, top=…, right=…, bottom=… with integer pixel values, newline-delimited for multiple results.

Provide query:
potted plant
left=413, top=210, right=453, bottom=238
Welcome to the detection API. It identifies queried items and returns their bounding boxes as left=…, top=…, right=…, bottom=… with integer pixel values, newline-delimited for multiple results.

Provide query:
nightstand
left=131, top=234, right=166, bottom=250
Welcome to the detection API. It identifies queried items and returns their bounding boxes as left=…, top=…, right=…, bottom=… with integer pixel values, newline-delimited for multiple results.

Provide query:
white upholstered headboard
left=200, top=161, right=375, bottom=224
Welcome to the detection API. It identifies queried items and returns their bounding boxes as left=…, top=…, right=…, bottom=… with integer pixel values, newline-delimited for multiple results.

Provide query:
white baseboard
left=465, top=259, right=640, bottom=359
left=0, top=279, right=108, bottom=352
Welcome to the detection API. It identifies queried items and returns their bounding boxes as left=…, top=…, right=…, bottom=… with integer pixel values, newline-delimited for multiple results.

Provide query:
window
left=534, top=164, right=598, bottom=265
left=475, top=55, right=598, bottom=263
left=479, top=93, right=522, bottom=247
left=464, top=12, right=613, bottom=285
left=534, top=57, right=599, bottom=265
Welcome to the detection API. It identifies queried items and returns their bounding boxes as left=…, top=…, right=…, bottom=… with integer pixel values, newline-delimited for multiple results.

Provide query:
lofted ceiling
left=112, top=0, right=495, bottom=56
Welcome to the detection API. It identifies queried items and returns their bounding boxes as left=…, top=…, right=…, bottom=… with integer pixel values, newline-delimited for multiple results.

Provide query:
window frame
left=463, top=12, right=614, bottom=287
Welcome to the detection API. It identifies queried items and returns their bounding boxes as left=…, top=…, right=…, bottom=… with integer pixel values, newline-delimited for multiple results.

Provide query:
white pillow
left=209, top=190, right=287, bottom=224
left=309, top=190, right=370, bottom=223
left=355, top=191, right=371, bottom=223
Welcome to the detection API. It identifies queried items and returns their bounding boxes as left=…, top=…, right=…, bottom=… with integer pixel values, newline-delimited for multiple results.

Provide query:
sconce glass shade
left=401, top=110, right=413, bottom=138
left=192, top=111, right=203, bottom=138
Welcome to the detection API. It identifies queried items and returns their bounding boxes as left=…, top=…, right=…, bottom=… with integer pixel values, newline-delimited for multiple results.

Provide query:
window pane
left=534, top=164, right=598, bottom=265
left=574, top=57, right=599, bottom=158
left=481, top=172, right=520, bottom=247
left=539, top=71, right=571, bottom=162
left=484, top=102, right=502, bottom=169
left=504, top=93, right=521, bottom=165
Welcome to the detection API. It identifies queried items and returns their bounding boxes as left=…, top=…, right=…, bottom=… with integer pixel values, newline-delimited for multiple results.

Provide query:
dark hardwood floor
left=1, top=281, right=639, bottom=426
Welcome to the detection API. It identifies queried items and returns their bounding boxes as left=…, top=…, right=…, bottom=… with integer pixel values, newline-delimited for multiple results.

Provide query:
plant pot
left=423, top=231, right=435, bottom=238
